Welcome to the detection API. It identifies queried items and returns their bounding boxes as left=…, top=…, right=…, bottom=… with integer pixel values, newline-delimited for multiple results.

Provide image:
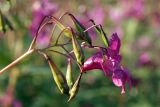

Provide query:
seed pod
left=71, top=29, right=85, bottom=65
left=66, top=58, right=74, bottom=88
left=90, top=20, right=109, bottom=47
left=68, top=73, right=83, bottom=102
left=47, top=57, right=69, bottom=95
left=66, top=13, right=92, bottom=45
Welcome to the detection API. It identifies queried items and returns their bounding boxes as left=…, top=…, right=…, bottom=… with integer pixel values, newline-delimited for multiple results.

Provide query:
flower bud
left=66, top=58, right=74, bottom=88
left=47, top=57, right=69, bottom=95
left=68, top=73, right=83, bottom=102
left=71, top=29, right=85, bottom=65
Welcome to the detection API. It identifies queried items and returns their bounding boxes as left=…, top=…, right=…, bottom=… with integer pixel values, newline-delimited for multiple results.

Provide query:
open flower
left=81, top=33, right=135, bottom=93
left=81, top=33, right=121, bottom=72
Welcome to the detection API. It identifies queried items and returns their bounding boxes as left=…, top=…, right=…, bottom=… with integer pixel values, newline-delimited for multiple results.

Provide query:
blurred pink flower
left=122, top=0, right=144, bottom=19
left=137, top=36, right=151, bottom=49
left=109, top=0, right=145, bottom=22
left=109, top=7, right=123, bottom=23
left=87, top=5, right=105, bottom=25
left=29, top=0, right=58, bottom=48
left=139, top=52, right=151, bottom=66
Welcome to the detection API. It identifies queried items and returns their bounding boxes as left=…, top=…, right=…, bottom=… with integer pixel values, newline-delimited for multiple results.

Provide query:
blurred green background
left=0, top=0, right=160, bottom=107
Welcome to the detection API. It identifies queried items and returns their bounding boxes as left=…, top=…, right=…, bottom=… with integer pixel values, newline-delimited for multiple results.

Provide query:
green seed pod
left=66, top=58, right=74, bottom=88
left=68, top=73, right=83, bottom=102
left=66, top=13, right=92, bottom=45
left=47, top=57, right=69, bottom=95
left=90, top=20, right=109, bottom=47
left=71, top=29, right=85, bottom=65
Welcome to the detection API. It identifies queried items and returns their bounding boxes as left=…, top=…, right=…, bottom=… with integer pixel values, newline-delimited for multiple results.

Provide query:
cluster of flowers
left=0, top=12, right=137, bottom=102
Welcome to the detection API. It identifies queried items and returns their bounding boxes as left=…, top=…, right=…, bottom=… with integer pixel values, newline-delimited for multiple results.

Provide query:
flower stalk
left=0, top=49, right=35, bottom=75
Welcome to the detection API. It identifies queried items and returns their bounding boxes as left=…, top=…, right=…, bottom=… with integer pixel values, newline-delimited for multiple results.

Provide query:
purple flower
left=87, top=5, right=105, bottom=25
left=81, top=33, right=135, bottom=93
left=29, top=0, right=58, bottom=48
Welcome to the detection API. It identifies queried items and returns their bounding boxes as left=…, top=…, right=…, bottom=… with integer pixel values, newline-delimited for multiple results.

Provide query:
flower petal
left=112, top=67, right=128, bottom=93
left=109, top=33, right=121, bottom=53
left=81, top=52, right=103, bottom=72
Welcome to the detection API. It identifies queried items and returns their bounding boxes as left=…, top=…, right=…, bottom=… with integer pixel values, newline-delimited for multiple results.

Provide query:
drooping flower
left=81, top=33, right=135, bottom=93
left=81, top=33, right=121, bottom=72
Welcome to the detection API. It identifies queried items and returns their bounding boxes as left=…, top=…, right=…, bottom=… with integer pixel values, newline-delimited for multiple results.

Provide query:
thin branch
left=83, top=24, right=100, bottom=32
left=61, top=46, right=82, bottom=71
left=61, top=46, right=75, bottom=60
left=42, top=39, right=71, bottom=50
left=55, top=27, right=71, bottom=45
left=49, top=13, right=68, bottom=44
left=0, top=49, right=35, bottom=75
left=48, top=49, right=70, bottom=58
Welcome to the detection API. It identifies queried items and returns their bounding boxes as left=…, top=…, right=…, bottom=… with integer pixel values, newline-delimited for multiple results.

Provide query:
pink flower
left=29, top=0, right=58, bottom=48
left=81, top=33, right=135, bottom=93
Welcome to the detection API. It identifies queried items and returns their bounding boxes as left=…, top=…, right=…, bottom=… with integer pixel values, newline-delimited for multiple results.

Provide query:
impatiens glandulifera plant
left=0, top=12, right=137, bottom=102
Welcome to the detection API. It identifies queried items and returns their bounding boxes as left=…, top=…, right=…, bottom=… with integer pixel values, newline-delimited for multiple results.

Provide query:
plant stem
left=0, top=49, right=35, bottom=75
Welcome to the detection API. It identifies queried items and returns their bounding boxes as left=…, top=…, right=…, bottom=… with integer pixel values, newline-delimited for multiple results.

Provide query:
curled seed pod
left=47, top=57, right=69, bottom=95
left=71, top=29, right=85, bottom=65
left=68, top=73, right=83, bottom=102
left=66, top=58, right=74, bottom=88
left=65, top=13, right=92, bottom=45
